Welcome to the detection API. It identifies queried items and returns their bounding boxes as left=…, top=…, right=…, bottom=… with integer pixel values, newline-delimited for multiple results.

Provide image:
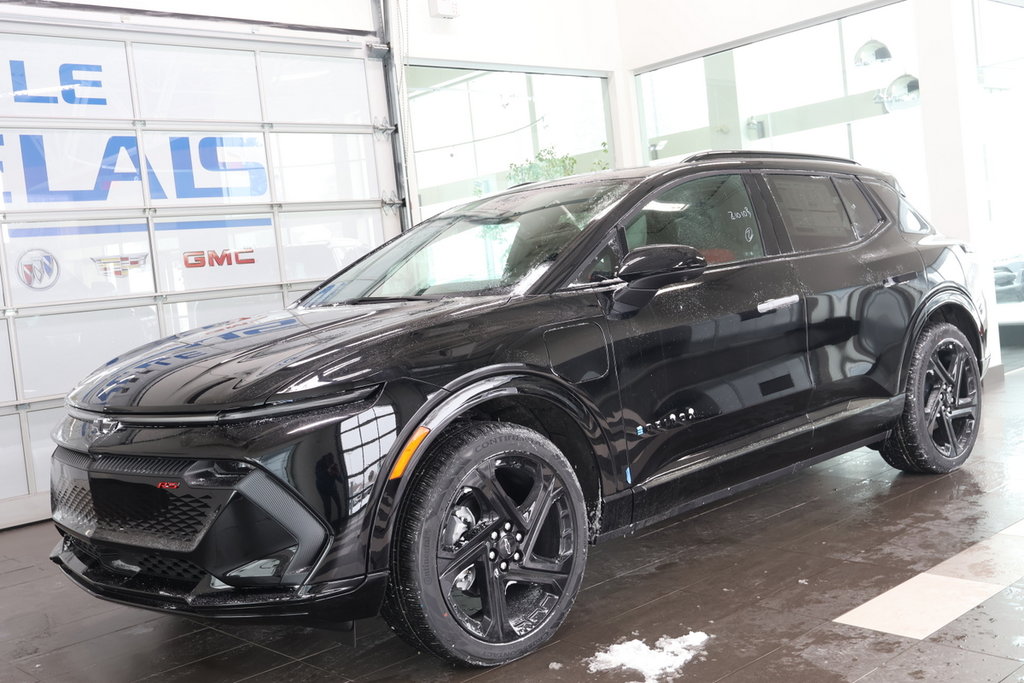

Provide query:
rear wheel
left=382, top=421, right=588, bottom=666
left=881, top=322, right=981, bottom=473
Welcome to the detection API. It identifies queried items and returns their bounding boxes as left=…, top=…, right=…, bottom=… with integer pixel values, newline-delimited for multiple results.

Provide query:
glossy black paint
left=50, top=152, right=988, bottom=624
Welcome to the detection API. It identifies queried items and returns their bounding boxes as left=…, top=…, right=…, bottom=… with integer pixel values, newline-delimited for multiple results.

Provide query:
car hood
left=68, top=298, right=504, bottom=414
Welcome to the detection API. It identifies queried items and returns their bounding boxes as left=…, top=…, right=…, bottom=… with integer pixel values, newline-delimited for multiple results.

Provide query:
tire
left=881, top=322, right=982, bottom=473
left=381, top=421, right=589, bottom=666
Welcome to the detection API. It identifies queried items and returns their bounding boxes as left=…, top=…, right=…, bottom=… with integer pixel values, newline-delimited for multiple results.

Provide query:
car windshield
left=301, top=181, right=632, bottom=306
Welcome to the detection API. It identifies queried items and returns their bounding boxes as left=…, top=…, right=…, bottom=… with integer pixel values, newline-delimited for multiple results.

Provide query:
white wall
left=400, top=0, right=621, bottom=72
left=39, top=0, right=374, bottom=31
left=615, top=0, right=894, bottom=70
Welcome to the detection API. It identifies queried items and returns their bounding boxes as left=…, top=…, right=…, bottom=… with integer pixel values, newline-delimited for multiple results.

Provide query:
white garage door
left=0, top=6, right=403, bottom=525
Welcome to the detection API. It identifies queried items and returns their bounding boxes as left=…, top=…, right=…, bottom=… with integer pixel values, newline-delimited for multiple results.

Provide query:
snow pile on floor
left=587, top=631, right=711, bottom=682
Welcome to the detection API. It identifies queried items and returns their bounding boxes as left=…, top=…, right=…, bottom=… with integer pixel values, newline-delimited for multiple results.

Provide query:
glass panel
left=634, top=1, right=923, bottom=199
left=0, top=128, right=145, bottom=210
left=154, top=215, right=279, bottom=292
left=575, top=239, right=621, bottom=285
left=165, top=293, right=285, bottom=335
left=143, top=131, right=270, bottom=206
left=0, top=414, right=27, bottom=499
left=269, top=133, right=378, bottom=202
left=977, top=0, right=1024, bottom=324
left=15, top=306, right=160, bottom=399
left=279, top=210, right=384, bottom=282
left=833, top=178, right=881, bottom=237
left=623, top=175, right=764, bottom=265
left=3, top=219, right=154, bottom=305
left=0, top=34, right=132, bottom=119
left=0, top=327, right=16, bottom=404
left=767, top=175, right=857, bottom=251
left=406, top=66, right=611, bottom=220
left=261, top=53, right=371, bottom=124
left=133, top=44, right=261, bottom=121
left=28, top=407, right=64, bottom=493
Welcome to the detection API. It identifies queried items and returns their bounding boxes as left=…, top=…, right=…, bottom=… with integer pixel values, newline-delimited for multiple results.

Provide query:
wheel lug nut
left=490, top=531, right=498, bottom=540
left=488, top=550, right=497, bottom=560
left=515, top=532, right=523, bottom=542
left=499, top=561, right=508, bottom=571
left=503, top=522, right=512, bottom=531
left=513, top=551, right=522, bottom=561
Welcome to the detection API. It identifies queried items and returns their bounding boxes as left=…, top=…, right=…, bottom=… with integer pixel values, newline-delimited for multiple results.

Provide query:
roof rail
left=683, top=149, right=860, bottom=165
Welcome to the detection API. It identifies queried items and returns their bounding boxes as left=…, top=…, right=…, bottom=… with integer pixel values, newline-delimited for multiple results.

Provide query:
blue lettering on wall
left=0, top=134, right=9, bottom=204
left=9, top=60, right=58, bottom=104
left=58, top=63, right=107, bottom=105
left=16, top=133, right=265, bottom=204
left=171, top=136, right=268, bottom=199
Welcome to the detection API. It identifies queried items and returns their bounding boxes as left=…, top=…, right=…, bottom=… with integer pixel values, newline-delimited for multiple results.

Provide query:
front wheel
left=881, top=322, right=982, bottom=473
left=382, top=421, right=588, bottom=666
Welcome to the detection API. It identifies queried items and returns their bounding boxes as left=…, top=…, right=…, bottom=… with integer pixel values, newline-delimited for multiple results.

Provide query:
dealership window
left=0, top=15, right=401, bottom=515
left=406, top=66, right=612, bottom=220
left=976, top=0, right=1024, bottom=328
left=636, top=2, right=927, bottom=214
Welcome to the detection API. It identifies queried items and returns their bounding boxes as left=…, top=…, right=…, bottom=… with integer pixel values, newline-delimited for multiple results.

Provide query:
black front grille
left=66, top=536, right=206, bottom=587
left=51, top=447, right=225, bottom=553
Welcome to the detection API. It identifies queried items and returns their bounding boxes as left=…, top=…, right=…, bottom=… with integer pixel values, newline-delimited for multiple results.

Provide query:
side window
left=899, top=200, right=933, bottom=234
left=575, top=238, right=622, bottom=284
left=621, top=174, right=765, bottom=265
left=766, top=174, right=857, bottom=251
left=833, top=178, right=881, bottom=237
left=861, top=177, right=901, bottom=218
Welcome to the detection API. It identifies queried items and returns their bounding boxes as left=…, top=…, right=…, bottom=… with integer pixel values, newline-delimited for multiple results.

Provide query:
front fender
left=365, top=367, right=621, bottom=574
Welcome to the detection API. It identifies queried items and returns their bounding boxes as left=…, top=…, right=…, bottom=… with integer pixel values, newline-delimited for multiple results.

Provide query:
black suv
left=50, top=151, right=988, bottom=666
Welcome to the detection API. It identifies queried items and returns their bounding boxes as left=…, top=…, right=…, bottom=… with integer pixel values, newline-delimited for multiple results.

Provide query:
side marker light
left=388, top=426, right=430, bottom=480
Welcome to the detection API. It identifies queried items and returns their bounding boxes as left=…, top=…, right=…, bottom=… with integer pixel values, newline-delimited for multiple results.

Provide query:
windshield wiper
left=338, top=296, right=434, bottom=305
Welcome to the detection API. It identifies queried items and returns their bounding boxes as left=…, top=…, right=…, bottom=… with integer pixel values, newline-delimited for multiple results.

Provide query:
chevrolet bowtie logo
left=92, top=254, right=149, bottom=277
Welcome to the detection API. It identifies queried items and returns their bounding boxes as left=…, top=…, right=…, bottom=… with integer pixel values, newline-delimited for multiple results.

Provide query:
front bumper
left=51, top=536, right=387, bottom=621
left=48, top=444, right=387, bottom=623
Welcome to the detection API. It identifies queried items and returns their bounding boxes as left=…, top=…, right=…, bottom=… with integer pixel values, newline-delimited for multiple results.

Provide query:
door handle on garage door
left=757, top=294, right=799, bottom=314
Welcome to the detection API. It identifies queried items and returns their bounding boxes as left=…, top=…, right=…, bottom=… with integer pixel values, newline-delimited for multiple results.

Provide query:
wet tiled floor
left=3, top=371, right=1024, bottom=682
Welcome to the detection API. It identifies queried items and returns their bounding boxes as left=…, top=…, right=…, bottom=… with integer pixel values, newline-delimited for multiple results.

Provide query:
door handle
left=756, top=294, right=799, bottom=314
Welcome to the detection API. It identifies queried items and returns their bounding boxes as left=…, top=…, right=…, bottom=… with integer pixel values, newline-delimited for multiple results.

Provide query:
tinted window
left=621, top=174, right=764, bottom=265
left=900, top=200, right=933, bottom=234
left=767, top=175, right=856, bottom=251
left=575, top=239, right=622, bottom=284
left=833, top=178, right=881, bottom=237
left=861, top=177, right=901, bottom=217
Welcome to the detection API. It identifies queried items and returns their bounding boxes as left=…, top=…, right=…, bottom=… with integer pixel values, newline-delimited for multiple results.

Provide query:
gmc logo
left=183, top=249, right=255, bottom=268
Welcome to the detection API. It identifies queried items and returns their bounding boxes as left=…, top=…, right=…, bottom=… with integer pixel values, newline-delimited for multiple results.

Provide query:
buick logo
left=17, top=249, right=60, bottom=290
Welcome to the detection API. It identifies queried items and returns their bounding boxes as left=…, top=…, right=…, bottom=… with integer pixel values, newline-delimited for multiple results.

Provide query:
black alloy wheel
left=382, top=421, right=588, bottom=666
left=882, top=322, right=981, bottom=473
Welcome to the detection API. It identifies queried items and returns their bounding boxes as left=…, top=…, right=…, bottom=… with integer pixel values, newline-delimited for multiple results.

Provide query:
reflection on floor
left=3, top=373, right=1024, bottom=682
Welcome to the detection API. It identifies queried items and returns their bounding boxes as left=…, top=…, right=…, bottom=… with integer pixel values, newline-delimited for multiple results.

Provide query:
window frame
left=560, top=170, right=782, bottom=291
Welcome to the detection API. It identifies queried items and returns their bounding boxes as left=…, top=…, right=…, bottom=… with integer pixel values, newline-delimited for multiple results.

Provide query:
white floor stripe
left=833, top=520, right=1024, bottom=639
left=834, top=573, right=1004, bottom=640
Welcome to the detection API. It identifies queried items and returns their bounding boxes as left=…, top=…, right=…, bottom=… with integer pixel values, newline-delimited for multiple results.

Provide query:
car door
left=760, top=173, right=927, bottom=453
left=570, top=172, right=814, bottom=519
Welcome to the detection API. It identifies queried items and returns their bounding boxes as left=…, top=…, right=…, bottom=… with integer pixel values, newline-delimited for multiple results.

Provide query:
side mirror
left=607, top=244, right=706, bottom=320
left=617, top=244, right=707, bottom=290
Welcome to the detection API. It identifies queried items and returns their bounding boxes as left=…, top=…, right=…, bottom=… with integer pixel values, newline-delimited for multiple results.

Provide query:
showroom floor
left=3, top=372, right=1024, bottom=683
